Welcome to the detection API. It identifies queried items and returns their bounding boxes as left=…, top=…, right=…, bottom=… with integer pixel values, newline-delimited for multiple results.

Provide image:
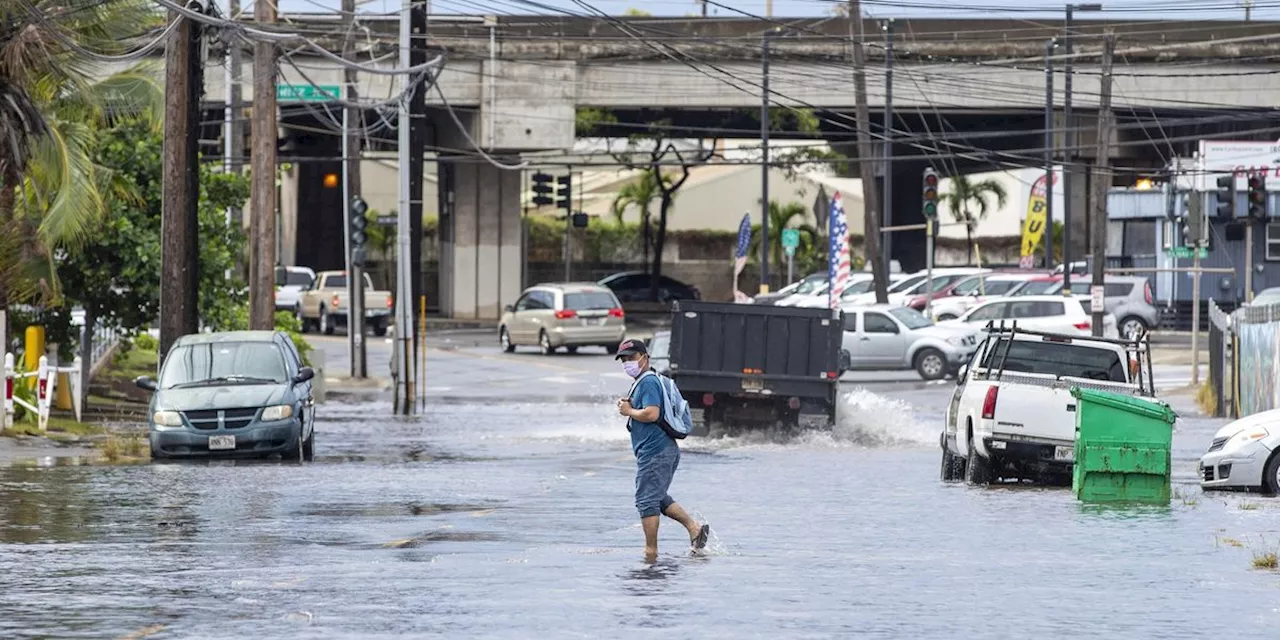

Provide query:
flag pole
left=827, top=194, right=837, bottom=309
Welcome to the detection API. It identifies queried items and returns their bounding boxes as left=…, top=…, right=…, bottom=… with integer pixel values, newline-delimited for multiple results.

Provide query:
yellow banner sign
left=1020, top=171, right=1055, bottom=265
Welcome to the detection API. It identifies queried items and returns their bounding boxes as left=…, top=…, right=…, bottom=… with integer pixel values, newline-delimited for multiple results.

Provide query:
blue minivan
left=135, top=331, right=316, bottom=460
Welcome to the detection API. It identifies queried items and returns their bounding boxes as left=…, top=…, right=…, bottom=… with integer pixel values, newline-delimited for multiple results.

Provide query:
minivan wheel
left=539, top=331, right=555, bottom=355
left=915, top=348, right=947, bottom=380
left=500, top=327, right=515, bottom=353
left=302, top=429, right=315, bottom=462
left=1120, top=316, right=1148, bottom=339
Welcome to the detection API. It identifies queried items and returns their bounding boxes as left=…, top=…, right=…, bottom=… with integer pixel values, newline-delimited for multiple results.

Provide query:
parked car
left=500, top=283, right=626, bottom=355
left=297, top=270, right=394, bottom=336
left=649, top=330, right=671, bottom=375
left=942, top=325, right=1154, bottom=485
left=795, top=274, right=907, bottom=309
left=940, top=294, right=1119, bottom=338
left=1009, top=274, right=1064, bottom=296
left=754, top=272, right=826, bottom=305
left=598, top=271, right=700, bottom=304
left=902, top=269, right=994, bottom=312
left=1249, top=287, right=1280, bottom=307
left=135, top=331, right=317, bottom=460
left=1047, top=275, right=1158, bottom=338
left=845, top=268, right=986, bottom=308
left=926, top=272, right=1049, bottom=321
left=841, top=272, right=929, bottom=307
left=1200, top=408, right=1280, bottom=492
left=274, top=266, right=316, bottom=313
left=840, top=305, right=981, bottom=380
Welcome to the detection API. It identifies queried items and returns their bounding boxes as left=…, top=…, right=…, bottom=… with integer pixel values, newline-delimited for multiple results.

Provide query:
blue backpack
left=631, top=370, right=693, bottom=440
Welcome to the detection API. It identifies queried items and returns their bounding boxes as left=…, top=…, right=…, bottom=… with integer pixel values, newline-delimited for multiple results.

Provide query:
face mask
left=623, top=361, right=642, bottom=378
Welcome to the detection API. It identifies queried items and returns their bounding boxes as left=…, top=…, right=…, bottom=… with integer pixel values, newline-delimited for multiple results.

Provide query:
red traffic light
left=1250, top=175, right=1265, bottom=189
left=924, top=173, right=938, bottom=187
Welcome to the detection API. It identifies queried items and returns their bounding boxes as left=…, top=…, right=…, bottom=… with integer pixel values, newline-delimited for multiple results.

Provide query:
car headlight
left=152, top=410, right=183, bottom=427
left=1225, top=427, right=1269, bottom=451
left=261, top=405, right=294, bottom=421
left=946, top=336, right=965, bottom=346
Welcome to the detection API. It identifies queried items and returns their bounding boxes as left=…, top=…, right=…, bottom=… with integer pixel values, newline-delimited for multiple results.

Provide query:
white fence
left=3, top=353, right=83, bottom=431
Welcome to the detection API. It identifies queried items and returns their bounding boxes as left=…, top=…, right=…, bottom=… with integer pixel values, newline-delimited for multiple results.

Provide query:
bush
left=273, top=311, right=313, bottom=367
left=134, top=333, right=158, bottom=352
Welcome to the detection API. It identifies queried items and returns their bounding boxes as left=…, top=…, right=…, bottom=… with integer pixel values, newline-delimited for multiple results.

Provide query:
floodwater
left=2, top=388, right=1279, bottom=638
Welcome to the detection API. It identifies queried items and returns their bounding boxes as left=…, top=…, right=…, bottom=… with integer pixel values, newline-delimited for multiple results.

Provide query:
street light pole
left=1044, top=38, right=1056, bottom=269
left=1063, top=3, right=1102, bottom=289
left=760, top=28, right=773, bottom=294
left=883, top=19, right=894, bottom=276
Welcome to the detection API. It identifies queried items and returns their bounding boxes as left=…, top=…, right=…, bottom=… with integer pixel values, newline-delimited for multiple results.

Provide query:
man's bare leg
left=660, top=502, right=703, bottom=540
left=642, top=515, right=660, bottom=561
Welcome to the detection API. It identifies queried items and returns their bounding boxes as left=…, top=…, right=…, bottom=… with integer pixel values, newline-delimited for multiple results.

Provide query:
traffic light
left=556, top=175, right=572, bottom=211
left=531, top=172, right=553, bottom=206
left=922, top=168, right=939, bottom=219
left=350, top=196, right=368, bottom=267
left=571, top=212, right=589, bottom=228
left=1182, top=191, right=1204, bottom=248
left=1249, top=173, right=1268, bottom=220
left=1213, top=174, right=1235, bottom=218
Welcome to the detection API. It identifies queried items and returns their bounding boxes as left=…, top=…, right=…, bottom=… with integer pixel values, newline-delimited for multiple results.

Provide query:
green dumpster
left=1071, top=387, right=1178, bottom=505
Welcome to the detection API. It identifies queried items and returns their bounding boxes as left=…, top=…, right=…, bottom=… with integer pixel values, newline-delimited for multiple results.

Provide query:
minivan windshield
left=159, top=341, right=290, bottom=389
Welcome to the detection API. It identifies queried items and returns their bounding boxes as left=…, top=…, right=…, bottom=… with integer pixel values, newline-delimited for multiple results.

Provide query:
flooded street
left=2, top=338, right=1278, bottom=638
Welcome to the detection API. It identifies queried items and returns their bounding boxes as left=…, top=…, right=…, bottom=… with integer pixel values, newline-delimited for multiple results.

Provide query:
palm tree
left=750, top=200, right=819, bottom=283
left=940, top=174, right=1008, bottom=266
left=0, top=0, right=162, bottom=308
left=609, top=170, right=668, bottom=269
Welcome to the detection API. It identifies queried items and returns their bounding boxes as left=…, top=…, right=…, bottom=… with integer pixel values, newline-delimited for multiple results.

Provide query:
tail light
left=1073, top=321, right=1091, bottom=331
left=981, top=386, right=999, bottom=420
left=608, top=308, right=625, bottom=318
left=331, top=295, right=340, bottom=309
left=788, top=397, right=801, bottom=410
left=1144, top=282, right=1153, bottom=305
left=702, top=393, right=715, bottom=406
left=387, top=295, right=394, bottom=309
left=554, top=310, right=577, bottom=319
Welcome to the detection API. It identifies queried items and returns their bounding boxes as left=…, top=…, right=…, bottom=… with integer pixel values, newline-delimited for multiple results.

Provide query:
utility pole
left=159, top=0, right=204, bottom=362
left=224, top=0, right=244, bottom=268
left=1044, top=38, right=1056, bottom=270
left=766, top=0, right=773, bottom=17
left=882, top=19, right=894, bottom=275
left=1062, top=5, right=1074, bottom=291
left=408, top=0, right=428, bottom=407
left=760, top=29, right=772, bottom=294
left=249, top=0, right=279, bottom=330
left=849, top=0, right=887, bottom=302
left=342, top=0, right=367, bottom=378
left=1090, top=32, right=1115, bottom=339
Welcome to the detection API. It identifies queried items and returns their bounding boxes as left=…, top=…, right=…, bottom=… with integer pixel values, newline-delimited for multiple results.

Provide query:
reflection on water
left=1, top=398, right=1279, bottom=638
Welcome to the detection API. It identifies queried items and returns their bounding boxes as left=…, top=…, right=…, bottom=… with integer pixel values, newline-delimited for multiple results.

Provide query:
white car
left=845, top=268, right=988, bottom=308
left=929, top=273, right=1047, bottom=321
left=1200, top=409, right=1280, bottom=492
left=940, top=295, right=1119, bottom=339
left=274, top=266, right=316, bottom=312
left=793, top=274, right=908, bottom=309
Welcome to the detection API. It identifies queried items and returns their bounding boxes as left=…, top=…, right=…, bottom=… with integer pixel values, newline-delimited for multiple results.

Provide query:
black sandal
left=691, top=524, right=710, bottom=550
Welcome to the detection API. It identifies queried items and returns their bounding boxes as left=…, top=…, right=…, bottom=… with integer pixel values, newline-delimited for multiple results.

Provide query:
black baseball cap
left=615, top=339, right=648, bottom=360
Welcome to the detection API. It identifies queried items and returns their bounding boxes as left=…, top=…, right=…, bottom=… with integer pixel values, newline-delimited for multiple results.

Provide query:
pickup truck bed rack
left=980, top=320, right=1155, bottom=397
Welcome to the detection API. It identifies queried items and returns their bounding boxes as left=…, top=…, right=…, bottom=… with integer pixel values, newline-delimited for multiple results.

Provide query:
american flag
left=733, top=212, right=752, bottom=276
left=827, top=192, right=851, bottom=310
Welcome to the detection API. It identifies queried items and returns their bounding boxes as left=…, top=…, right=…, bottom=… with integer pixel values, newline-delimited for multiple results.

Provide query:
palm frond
left=27, top=118, right=103, bottom=246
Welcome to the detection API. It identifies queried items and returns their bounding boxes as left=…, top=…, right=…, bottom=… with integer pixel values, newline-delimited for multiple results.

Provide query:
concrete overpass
left=103, top=16, right=1280, bottom=319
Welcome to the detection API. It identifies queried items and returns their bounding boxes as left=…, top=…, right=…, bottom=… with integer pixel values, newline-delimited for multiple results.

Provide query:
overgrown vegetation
left=1196, top=382, right=1219, bottom=416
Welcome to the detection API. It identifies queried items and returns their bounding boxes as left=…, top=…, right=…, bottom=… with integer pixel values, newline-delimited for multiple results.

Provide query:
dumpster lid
left=1070, top=386, right=1178, bottom=424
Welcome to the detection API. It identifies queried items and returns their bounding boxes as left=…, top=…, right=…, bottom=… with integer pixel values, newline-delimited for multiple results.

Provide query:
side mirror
left=956, top=364, right=969, bottom=383
left=504, top=304, right=514, bottom=313
left=293, top=367, right=315, bottom=384
left=838, top=350, right=852, bottom=375
left=135, top=376, right=158, bottom=391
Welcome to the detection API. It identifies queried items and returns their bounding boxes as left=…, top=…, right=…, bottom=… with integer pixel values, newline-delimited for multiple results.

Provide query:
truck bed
left=669, top=301, right=843, bottom=398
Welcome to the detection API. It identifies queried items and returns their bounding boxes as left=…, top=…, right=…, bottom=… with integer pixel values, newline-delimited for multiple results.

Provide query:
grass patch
left=100, top=433, right=146, bottom=463
left=1173, top=487, right=1200, bottom=507
left=103, top=347, right=158, bottom=383
left=1219, top=537, right=1245, bottom=548
left=1253, top=551, right=1279, bottom=569
left=46, top=416, right=105, bottom=437
left=1240, top=501, right=1261, bottom=511
left=1196, top=382, right=1218, bottom=416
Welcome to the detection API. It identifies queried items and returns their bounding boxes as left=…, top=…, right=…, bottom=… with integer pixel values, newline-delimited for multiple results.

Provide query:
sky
left=265, top=0, right=1275, bottom=22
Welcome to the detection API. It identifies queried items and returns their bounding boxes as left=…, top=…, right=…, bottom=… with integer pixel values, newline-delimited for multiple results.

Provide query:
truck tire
left=320, top=307, right=334, bottom=335
left=371, top=321, right=388, bottom=337
left=915, top=348, right=947, bottom=381
left=966, top=435, right=992, bottom=485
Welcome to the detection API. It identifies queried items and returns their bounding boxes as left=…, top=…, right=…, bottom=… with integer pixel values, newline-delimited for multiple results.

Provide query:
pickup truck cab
left=941, top=323, right=1155, bottom=485
left=298, top=271, right=393, bottom=336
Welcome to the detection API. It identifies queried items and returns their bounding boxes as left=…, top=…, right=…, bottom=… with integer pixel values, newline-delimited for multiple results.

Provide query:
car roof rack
left=980, top=319, right=1154, bottom=395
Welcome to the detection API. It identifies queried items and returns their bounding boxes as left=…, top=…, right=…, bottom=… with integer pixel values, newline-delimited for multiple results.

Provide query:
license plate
left=1054, top=445, right=1074, bottom=462
left=208, top=435, right=236, bottom=451
left=581, top=318, right=606, bottom=326
left=742, top=378, right=763, bottom=391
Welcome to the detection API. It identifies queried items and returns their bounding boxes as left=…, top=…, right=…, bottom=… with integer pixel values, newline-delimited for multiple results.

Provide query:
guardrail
left=87, top=322, right=120, bottom=369
left=2, top=353, right=83, bottom=431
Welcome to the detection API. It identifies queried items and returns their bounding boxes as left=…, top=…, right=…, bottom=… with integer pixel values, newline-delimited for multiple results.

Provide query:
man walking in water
left=615, top=339, right=710, bottom=561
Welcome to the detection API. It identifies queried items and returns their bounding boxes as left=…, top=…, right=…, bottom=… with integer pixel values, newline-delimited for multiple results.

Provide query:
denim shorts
left=635, top=444, right=680, bottom=518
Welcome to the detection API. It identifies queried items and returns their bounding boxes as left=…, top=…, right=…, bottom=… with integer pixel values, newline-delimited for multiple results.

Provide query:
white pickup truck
left=940, top=324, right=1155, bottom=485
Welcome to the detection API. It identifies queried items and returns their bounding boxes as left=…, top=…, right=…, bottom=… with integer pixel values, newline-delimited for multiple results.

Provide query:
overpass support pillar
left=438, top=159, right=523, bottom=320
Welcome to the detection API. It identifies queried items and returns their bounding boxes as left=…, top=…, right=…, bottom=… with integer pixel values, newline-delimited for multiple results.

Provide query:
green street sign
left=276, top=84, right=341, bottom=102
left=1166, top=246, right=1208, bottom=259
left=781, top=228, right=800, bottom=248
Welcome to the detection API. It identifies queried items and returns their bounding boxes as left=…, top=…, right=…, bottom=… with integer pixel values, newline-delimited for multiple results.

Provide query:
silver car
left=499, top=283, right=627, bottom=355
left=840, top=305, right=981, bottom=380
left=1052, top=275, right=1158, bottom=338
left=1200, top=409, right=1280, bottom=493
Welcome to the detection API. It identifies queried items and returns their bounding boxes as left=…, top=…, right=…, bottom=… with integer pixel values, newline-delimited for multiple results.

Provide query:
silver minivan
left=499, top=283, right=627, bottom=355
